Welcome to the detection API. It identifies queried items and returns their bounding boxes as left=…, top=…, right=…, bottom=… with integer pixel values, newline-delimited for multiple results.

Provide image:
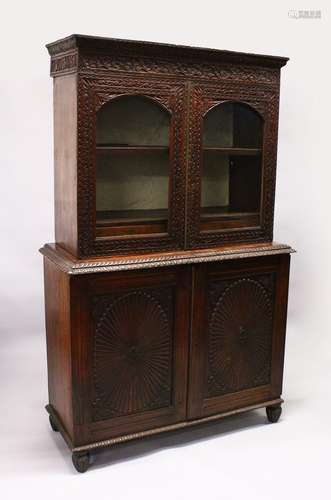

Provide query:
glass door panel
left=96, top=96, right=170, bottom=237
left=201, top=102, right=263, bottom=230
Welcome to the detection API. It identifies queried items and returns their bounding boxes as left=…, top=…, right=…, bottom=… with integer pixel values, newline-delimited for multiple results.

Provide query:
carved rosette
left=207, top=277, right=274, bottom=397
left=92, top=290, right=173, bottom=420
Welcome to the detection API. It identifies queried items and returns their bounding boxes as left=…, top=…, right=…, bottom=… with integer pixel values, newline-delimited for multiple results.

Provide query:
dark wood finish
left=40, top=241, right=294, bottom=275
left=96, top=146, right=169, bottom=153
left=187, top=83, right=278, bottom=249
left=53, top=75, right=78, bottom=256
left=42, top=35, right=292, bottom=471
left=42, top=250, right=291, bottom=460
left=203, top=148, right=261, bottom=156
left=63, top=266, right=190, bottom=447
left=95, top=223, right=167, bottom=238
left=187, top=255, right=290, bottom=419
left=43, top=259, right=74, bottom=439
left=45, top=397, right=283, bottom=453
left=201, top=213, right=260, bottom=231
left=49, top=414, right=59, bottom=432
left=266, top=403, right=282, bottom=423
left=46, top=34, right=287, bottom=258
left=80, top=77, right=186, bottom=256
left=72, top=451, right=90, bottom=473
left=96, top=209, right=168, bottom=237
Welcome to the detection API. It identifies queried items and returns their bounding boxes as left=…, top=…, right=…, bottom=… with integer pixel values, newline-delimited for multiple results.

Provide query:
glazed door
left=186, top=83, right=279, bottom=249
left=187, top=255, right=290, bottom=419
left=71, top=266, right=190, bottom=445
left=78, top=76, right=187, bottom=256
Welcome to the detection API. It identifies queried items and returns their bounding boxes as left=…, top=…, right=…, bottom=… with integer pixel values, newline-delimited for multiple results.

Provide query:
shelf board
left=203, top=147, right=261, bottom=156
left=96, top=208, right=168, bottom=226
left=96, top=145, right=169, bottom=153
left=201, top=206, right=259, bottom=219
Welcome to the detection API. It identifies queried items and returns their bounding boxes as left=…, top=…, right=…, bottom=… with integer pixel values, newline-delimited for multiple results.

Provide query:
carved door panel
left=77, top=76, right=188, bottom=257
left=186, top=82, right=280, bottom=249
left=187, top=255, right=290, bottom=419
left=71, top=266, right=190, bottom=444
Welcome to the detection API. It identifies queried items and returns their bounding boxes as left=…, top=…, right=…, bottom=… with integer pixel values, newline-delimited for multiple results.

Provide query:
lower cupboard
left=43, top=249, right=290, bottom=472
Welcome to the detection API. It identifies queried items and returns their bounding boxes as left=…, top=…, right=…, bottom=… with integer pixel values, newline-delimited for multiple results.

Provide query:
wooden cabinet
left=188, top=255, right=289, bottom=419
left=71, top=266, right=190, bottom=443
left=42, top=34, right=293, bottom=472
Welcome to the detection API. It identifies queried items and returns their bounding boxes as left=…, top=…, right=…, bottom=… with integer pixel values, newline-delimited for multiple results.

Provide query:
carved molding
left=47, top=36, right=77, bottom=56
left=47, top=35, right=287, bottom=78
left=77, top=75, right=187, bottom=256
left=47, top=39, right=284, bottom=257
left=70, top=398, right=283, bottom=452
left=50, top=50, right=78, bottom=76
left=79, top=55, right=280, bottom=86
left=49, top=51, right=281, bottom=87
left=48, top=51, right=281, bottom=87
left=39, top=243, right=295, bottom=275
left=186, top=82, right=279, bottom=248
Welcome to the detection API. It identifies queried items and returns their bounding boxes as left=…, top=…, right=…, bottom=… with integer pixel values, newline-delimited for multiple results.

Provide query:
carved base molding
left=46, top=398, right=283, bottom=453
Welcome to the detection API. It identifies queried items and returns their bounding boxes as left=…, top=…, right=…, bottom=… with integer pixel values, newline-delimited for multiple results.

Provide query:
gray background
left=1, top=1, right=330, bottom=498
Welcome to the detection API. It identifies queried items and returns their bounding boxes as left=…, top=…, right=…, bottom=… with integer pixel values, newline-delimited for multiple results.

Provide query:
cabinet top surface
left=40, top=242, right=295, bottom=275
left=46, top=34, right=289, bottom=68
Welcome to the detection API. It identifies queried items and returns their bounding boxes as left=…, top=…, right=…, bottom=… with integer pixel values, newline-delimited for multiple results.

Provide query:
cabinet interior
left=96, top=95, right=170, bottom=237
left=201, top=102, right=262, bottom=230
left=95, top=96, right=264, bottom=239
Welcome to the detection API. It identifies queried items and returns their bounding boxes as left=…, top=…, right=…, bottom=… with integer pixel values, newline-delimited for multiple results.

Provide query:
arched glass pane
left=96, top=95, right=170, bottom=146
left=95, top=96, right=170, bottom=235
left=203, top=102, right=262, bottom=148
left=201, top=102, right=263, bottom=224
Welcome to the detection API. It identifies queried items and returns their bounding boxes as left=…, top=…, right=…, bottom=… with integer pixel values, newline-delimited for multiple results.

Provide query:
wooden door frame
left=70, top=266, right=191, bottom=446
left=186, top=82, right=280, bottom=249
left=187, top=255, right=290, bottom=419
left=76, top=75, right=187, bottom=257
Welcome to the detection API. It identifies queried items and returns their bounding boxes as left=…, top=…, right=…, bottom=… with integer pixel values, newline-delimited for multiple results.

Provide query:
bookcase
left=41, top=34, right=293, bottom=472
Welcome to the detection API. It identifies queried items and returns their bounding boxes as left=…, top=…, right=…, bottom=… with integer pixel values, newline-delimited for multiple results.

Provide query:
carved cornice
left=46, top=35, right=78, bottom=55
left=46, top=35, right=288, bottom=79
left=46, top=34, right=288, bottom=67
left=50, top=49, right=78, bottom=76
left=40, top=243, right=295, bottom=275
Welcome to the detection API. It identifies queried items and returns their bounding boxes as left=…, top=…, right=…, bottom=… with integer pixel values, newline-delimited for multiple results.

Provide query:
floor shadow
left=92, top=409, right=268, bottom=470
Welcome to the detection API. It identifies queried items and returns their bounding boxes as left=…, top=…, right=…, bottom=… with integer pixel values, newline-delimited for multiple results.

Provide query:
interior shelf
left=96, top=208, right=168, bottom=226
left=96, top=145, right=169, bottom=153
left=203, top=148, right=262, bottom=156
left=201, top=206, right=259, bottom=219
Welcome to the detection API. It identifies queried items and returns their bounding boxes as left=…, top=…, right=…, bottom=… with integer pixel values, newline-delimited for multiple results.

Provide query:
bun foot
left=266, top=404, right=282, bottom=423
left=72, top=451, right=90, bottom=473
left=49, top=414, right=59, bottom=432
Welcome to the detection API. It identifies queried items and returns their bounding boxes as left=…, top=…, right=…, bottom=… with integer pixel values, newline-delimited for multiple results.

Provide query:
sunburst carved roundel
left=207, top=278, right=273, bottom=397
left=93, top=291, right=172, bottom=420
